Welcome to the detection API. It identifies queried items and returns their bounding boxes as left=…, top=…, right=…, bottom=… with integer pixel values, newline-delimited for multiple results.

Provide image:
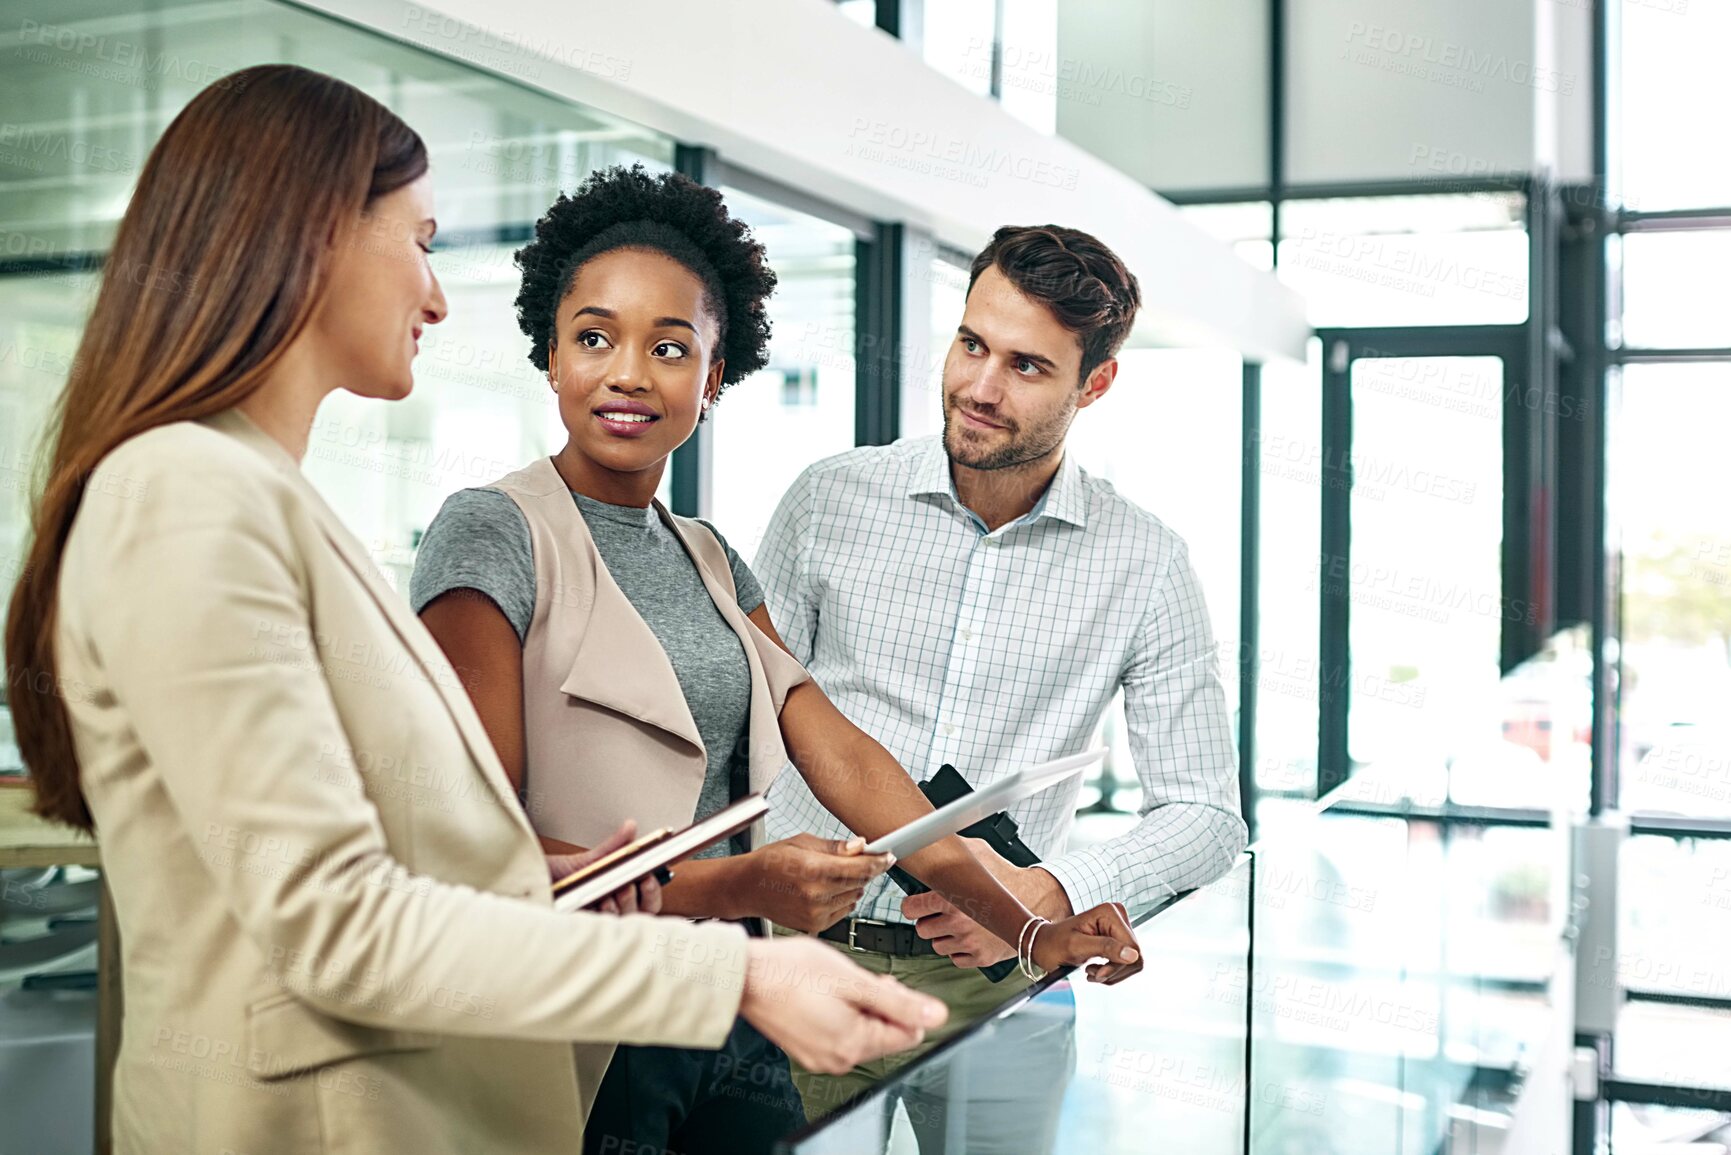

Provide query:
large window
left=0, top=0, right=677, bottom=748
left=1619, top=230, right=1731, bottom=351
left=1278, top=194, right=1529, bottom=329
left=1347, top=357, right=1505, bottom=788
left=1618, top=1, right=1731, bottom=213
left=912, top=0, right=1069, bottom=134
left=1607, top=0, right=1731, bottom=1116
left=706, top=183, right=858, bottom=561
left=1613, top=365, right=1731, bottom=820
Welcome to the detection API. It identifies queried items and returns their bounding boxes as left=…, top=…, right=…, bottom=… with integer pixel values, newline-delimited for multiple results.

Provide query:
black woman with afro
left=408, top=165, right=1144, bottom=1153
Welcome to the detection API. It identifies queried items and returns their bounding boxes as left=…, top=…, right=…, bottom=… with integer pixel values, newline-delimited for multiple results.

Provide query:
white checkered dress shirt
left=757, top=436, right=1246, bottom=924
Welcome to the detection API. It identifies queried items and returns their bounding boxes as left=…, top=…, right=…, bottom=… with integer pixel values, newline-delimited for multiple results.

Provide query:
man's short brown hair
left=968, top=224, right=1142, bottom=382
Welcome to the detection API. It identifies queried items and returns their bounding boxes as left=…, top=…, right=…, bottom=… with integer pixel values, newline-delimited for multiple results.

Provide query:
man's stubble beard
left=941, top=392, right=1076, bottom=473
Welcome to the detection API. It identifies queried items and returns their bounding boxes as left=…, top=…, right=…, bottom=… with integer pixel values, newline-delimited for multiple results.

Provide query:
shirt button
left=944, top=724, right=957, bottom=736
left=961, top=628, right=974, bottom=641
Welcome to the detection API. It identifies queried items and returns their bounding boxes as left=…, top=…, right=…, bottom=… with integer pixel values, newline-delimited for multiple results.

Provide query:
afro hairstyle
left=513, top=164, right=777, bottom=396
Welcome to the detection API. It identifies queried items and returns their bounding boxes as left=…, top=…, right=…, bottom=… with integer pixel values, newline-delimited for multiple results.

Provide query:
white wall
left=1056, top=0, right=1271, bottom=194
left=1054, top=0, right=1595, bottom=193
left=1286, top=0, right=1567, bottom=185
left=297, top=0, right=1311, bottom=363
left=1543, top=0, right=1597, bottom=185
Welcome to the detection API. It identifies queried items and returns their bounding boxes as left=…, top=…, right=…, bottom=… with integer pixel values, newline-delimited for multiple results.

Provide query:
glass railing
left=1245, top=773, right=1574, bottom=1154
left=783, top=629, right=1590, bottom=1154
left=0, top=624, right=1591, bottom=1155
left=778, top=866, right=1249, bottom=1155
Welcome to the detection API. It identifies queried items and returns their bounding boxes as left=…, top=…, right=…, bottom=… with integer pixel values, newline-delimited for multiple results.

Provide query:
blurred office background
left=0, top=0, right=1727, bottom=1151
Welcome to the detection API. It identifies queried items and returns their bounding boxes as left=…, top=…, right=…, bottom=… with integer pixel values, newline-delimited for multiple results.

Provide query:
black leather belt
left=818, top=917, right=937, bottom=958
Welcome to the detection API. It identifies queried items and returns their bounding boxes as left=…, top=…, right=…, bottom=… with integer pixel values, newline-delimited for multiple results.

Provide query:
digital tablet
left=862, top=749, right=1105, bottom=859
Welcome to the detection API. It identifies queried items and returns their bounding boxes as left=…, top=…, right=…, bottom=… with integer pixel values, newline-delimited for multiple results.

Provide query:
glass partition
left=1247, top=775, right=1572, bottom=1154
left=790, top=633, right=1586, bottom=1155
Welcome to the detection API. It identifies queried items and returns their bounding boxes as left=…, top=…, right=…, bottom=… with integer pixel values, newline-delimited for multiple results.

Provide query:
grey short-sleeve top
left=410, top=486, right=767, bottom=858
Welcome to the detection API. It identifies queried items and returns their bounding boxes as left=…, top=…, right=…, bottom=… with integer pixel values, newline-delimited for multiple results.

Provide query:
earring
left=701, top=397, right=712, bottom=412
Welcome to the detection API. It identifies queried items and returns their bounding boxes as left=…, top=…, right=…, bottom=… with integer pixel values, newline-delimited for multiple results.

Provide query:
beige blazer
left=488, top=456, right=811, bottom=855
left=54, top=408, right=753, bottom=1155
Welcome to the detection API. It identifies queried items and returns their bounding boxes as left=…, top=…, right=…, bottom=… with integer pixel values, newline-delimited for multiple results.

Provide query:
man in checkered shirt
left=756, top=224, right=1247, bottom=1142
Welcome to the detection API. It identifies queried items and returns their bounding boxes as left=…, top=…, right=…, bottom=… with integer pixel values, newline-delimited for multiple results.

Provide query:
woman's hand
left=738, top=834, right=894, bottom=932
left=739, top=937, right=948, bottom=1074
left=1031, top=902, right=1142, bottom=985
left=544, top=820, right=662, bottom=916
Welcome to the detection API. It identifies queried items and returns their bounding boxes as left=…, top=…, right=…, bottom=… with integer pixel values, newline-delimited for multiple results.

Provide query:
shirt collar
left=906, top=436, right=1089, bottom=530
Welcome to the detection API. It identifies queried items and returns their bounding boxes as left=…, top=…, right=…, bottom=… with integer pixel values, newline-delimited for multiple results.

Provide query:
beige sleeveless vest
left=487, top=456, right=810, bottom=853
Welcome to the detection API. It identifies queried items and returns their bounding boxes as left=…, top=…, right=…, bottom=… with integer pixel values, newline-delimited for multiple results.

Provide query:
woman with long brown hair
left=2, top=63, right=944, bottom=1155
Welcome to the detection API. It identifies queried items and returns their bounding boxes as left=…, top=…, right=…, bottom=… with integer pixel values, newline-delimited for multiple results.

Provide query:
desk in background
left=0, top=780, right=116, bottom=1155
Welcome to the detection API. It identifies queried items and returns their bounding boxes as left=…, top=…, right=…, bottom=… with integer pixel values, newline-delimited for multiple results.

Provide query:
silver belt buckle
left=847, top=917, right=887, bottom=952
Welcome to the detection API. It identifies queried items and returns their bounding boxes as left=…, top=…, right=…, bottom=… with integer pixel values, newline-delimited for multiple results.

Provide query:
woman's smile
left=593, top=398, right=662, bottom=438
